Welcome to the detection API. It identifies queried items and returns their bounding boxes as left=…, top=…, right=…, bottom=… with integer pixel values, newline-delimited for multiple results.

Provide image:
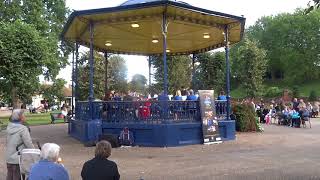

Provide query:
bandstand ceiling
left=61, top=0, right=246, bottom=55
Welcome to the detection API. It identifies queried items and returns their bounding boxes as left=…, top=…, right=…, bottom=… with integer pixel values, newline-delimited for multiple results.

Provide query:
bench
left=50, top=113, right=66, bottom=124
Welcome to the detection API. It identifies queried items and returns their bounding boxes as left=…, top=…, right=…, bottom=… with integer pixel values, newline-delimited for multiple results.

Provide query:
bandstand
left=61, top=0, right=245, bottom=146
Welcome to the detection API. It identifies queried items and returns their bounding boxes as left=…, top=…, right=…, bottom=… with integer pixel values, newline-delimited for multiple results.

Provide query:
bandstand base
left=69, top=119, right=236, bottom=147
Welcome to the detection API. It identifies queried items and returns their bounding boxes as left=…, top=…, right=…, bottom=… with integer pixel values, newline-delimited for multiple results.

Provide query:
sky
left=56, top=0, right=310, bottom=84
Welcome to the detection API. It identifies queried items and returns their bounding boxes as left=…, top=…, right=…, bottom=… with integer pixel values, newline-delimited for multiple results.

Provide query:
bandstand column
left=148, top=56, right=152, bottom=92
left=71, top=48, right=75, bottom=117
left=192, top=53, right=196, bottom=89
left=224, top=26, right=231, bottom=121
left=162, top=12, right=168, bottom=96
left=104, top=52, right=109, bottom=96
left=89, top=21, right=95, bottom=118
left=74, top=42, right=79, bottom=117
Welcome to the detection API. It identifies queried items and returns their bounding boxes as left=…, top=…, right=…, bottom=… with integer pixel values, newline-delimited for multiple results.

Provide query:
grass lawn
left=0, top=112, right=65, bottom=130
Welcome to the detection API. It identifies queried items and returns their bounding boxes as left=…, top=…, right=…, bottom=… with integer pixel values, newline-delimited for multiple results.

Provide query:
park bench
left=50, top=112, right=67, bottom=124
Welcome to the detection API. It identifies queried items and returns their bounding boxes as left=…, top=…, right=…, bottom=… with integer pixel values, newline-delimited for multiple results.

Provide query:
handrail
left=75, top=100, right=228, bottom=123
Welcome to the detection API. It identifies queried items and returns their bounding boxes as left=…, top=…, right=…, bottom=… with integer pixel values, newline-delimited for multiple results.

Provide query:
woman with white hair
left=6, top=109, right=34, bottom=180
left=29, top=143, right=69, bottom=180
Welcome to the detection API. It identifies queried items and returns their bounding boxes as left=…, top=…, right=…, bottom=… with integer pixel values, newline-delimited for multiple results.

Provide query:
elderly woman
left=81, top=141, right=120, bottom=180
left=29, top=143, right=69, bottom=180
left=6, top=109, right=34, bottom=180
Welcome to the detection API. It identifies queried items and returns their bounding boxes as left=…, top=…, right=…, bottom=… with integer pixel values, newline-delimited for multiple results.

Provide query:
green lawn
left=231, top=80, right=320, bottom=99
left=0, top=112, right=65, bottom=130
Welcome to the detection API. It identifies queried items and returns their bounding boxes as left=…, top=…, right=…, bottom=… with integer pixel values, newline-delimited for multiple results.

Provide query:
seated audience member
left=186, top=89, right=198, bottom=101
left=306, top=102, right=313, bottom=112
left=29, top=143, right=69, bottom=180
left=280, top=106, right=290, bottom=125
left=181, top=86, right=188, bottom=96
left=61, top=107, right=68, bottom=122
left=261, top=104, right=269, bottom=123
left=81, top=141, right=120, bottom=180
left=173, top=90, right=183, bottom=100
left=312, top=102, right=319, bottom=118
left=292, top=98, right=299, bottom=111
left=297, top=99, right=306, bottom=117
left=301, top=107, right=311, bottom=128
left=290, top=109, right=301, bottom=128
left=217, top=91, right=227, bottom=100
left=113, top=92, right=122, bottom=101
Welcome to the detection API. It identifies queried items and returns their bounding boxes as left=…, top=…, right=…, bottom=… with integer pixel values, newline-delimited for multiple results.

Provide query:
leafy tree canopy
left=78, top=52, right=128, bottom=100
left=40, top=78, right=66, bottom=106
left=246, top=10, right=320, bottom=83
left=0, top=0, right=70, bottom=106
left=150, top=55, right=192, bottom=94
left=0, top=21, right=48, bottom=107
left=130, top=74, right=147, bottom=94
left=231, top=38, right=267, bottom=97
left=193, top=52, right=226, bottom=92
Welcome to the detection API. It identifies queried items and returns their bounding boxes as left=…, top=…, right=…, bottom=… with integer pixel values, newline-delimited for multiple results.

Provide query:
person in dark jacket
left=81, top=141, right=120, bottom=180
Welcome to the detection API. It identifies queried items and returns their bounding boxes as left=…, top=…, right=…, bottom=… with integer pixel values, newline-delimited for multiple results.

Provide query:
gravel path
left=1, top=118, right=320, bottom=180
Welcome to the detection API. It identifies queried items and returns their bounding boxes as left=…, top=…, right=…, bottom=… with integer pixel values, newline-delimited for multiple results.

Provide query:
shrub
left=309, top=90, right=318, bottom=101
left=232, top=103, right=258, bottom=132
left=263, top=86, right=282, bottom=98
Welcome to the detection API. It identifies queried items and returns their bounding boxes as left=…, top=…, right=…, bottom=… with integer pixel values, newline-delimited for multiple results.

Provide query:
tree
left=108, top=55, right=128, bottom=93
left=0, top=21, right=48, bottom=108
left=247, top=10, right=320, bottom=83
left=232, top=38, right=267, bottom=97
left=306, top=0, right=320, bottom=13
left=0, top=0, right=71, bottom=107
left=151, top=55, right=192, bottom=94
left=0, top=0, right=71, bottom=78
left=193, top=52, right=226, bottom=91
left=129, top=74, right=147, bottom=94
left=78, top=52, right=128, bottom=100
left=40, top=78, right=66, bottom=106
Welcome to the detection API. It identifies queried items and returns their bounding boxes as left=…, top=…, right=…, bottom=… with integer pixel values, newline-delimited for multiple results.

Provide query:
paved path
left=1, top=119, right=320, bottom=180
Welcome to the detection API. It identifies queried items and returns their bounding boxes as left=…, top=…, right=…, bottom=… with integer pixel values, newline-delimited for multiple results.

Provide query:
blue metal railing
left=215, top=100, right=228, bottom=119
left=75, top=100, right=228, bottom=123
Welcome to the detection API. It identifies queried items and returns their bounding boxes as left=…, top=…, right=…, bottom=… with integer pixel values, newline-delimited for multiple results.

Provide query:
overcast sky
left=57, top=0, right=309, bottom=84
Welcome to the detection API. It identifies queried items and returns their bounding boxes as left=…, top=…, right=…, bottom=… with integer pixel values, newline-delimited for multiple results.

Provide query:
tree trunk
left=11, top=86, right=21, bottom=109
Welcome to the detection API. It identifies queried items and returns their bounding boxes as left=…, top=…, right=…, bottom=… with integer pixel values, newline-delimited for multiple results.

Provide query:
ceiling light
left=166, top=49, right=171, bottom=53
left=203, top=33, right=210, bottom=39
left=152, top=38, right=159, bottom=43
left=131, top=23, right=140, bottom=28
left=105, top=41, right=112, bottom=46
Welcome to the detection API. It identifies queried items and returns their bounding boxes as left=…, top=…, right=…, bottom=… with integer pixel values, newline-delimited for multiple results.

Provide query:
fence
left=75, top=100, right=228, bottom=124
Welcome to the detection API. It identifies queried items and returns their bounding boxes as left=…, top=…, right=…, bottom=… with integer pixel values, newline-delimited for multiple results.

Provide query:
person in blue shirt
left=186, top=89, right=198, bottom=101
left=217, top=91, right=227, bottom=100
left=29, top=143, right=69, bottom=180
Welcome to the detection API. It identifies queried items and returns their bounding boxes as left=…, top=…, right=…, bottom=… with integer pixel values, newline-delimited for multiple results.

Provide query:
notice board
left=198, top=90, right=222, bottom=144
